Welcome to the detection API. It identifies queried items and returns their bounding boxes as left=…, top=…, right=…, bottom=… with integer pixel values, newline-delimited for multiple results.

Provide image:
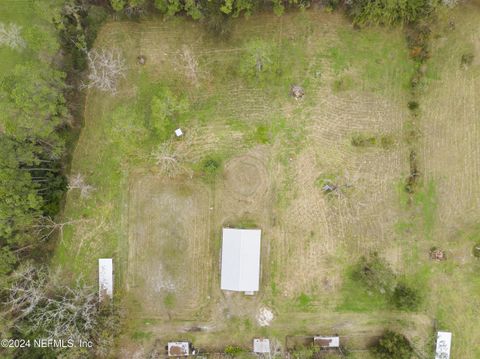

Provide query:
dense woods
left=110, top=0, right=440, bottom=25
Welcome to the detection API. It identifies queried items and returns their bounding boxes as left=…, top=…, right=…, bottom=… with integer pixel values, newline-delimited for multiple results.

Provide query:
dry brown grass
left=126, top=173, right=213, bottom=319
left=60, top=8, right=441, bottom=358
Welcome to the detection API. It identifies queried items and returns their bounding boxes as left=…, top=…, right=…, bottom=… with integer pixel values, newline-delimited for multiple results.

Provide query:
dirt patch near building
left=126, top=174, right=213, bottom=318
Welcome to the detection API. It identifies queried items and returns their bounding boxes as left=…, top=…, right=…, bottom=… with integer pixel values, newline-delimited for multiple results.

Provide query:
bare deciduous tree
left=5, top=264, right=98, bottom=341
left=0, top=22, right=26, bottom=50
left=442, top=0, right=458, bottom=7
left=4, top=264, right=47, bottom=321
left=82, top=49, right=127, bottom=94
left=29, top=280, right=98, bottom=340
left=33, top=216, right=90, bottom=242
left=68, top=173, right=95, bottom=198
left=152, top=135, right=194, bottom=177
left=152, top=141, right=186, bottom=178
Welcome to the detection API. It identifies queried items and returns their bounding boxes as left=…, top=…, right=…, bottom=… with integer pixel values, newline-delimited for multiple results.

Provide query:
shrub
left=253, top=124, right=270, bottom=144
left=315, top=172, right=339, bottom=190
left=391, top=282, right=421, bottom=310
left=200, top=156, right=222, bottom=181
left=224, top=345, right=244, bottom=356
left=291, top=345, right=320, bottom=359
left=461, top=52, right=474, bottom=67
left=149, top=87, right=189, bottom=142
left=239, top=39, right=281, bottom=84
left=372, top=330, right=413, bottom=359
left=351, top=133, right=377, bottom=147
left=347, top=0, right=435, bottom=26
left=408, top=101, right=419, bottom=110
left=380, top=135, right=395, bottom=149
left=473, top=242, right=480, bottom=258
left=353, top=252, right=396, bottom=294
left=110, top=0, right=126, bottom=12
left=154, top=0, right=182, bottom=16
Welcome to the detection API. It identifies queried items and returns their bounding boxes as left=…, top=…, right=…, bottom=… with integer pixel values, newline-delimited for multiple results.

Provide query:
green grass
left=163, top=292, right=176, bottom=309
left=296, top=293, right=314, bottom=311
left=338, top=273, right=389, bottom=312
left=321, top=26, right=415, bottom=93
left=414, top=180, right=437, bottom=240
left=131, top=330, right=153, bottom=341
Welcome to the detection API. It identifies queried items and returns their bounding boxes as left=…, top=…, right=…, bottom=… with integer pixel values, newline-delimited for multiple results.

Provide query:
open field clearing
left=127, top=174, right=213, bottom=318
left=52, top=4, right=480, bottom=358
left=414, top=4, right=480, bottom=358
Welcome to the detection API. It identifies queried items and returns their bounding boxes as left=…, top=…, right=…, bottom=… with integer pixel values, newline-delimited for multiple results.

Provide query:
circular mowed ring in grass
left=223, top=154, right=268, bottom=199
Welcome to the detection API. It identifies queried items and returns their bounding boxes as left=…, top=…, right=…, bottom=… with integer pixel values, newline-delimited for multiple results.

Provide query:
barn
left=220, top=228, right=261, bottom=293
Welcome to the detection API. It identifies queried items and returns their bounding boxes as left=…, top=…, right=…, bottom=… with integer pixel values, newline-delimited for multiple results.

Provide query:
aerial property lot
left=55, top=4, right=480, bottom=358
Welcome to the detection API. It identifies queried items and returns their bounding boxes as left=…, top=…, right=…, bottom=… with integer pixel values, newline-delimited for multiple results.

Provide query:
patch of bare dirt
left=126, top=174, right=212, bottom=318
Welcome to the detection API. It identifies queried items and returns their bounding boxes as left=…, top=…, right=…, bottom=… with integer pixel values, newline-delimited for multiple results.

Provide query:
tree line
left=110, top=0, right=441, bottom=26
left=0, top=1, right=115, bottom=358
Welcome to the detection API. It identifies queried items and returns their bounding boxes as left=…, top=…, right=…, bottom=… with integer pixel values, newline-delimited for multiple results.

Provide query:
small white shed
left=435, top=331, right=452, bottom=359
left=220, top=228, right=261, bottom=293
left=253, top=338, right=270, bottom=354
left=98, top=258, right=113, bottom=300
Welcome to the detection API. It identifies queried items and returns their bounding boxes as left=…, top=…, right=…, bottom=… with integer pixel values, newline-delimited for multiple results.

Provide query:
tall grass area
left=321, top=27, right=415, bottom=93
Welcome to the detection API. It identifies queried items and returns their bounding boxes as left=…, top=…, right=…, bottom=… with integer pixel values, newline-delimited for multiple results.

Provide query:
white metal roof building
left=435, top=331, right=452, bottom=359
left=98, top=258, right=113, bottom=300
left=220, top=228, right=261, bottom=292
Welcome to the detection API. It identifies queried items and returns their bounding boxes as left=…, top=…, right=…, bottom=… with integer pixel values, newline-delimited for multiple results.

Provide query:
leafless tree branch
left=180, top=45, right=200, bottom=86
left=68, top=173, right=95, bottom=198
left=0, top=22, right=26, bottom=50
left=82, top=49, right=127, bottom=94
left=33, top=216, right=91, bottom=242
left=151, top=141, right=193, bottom=178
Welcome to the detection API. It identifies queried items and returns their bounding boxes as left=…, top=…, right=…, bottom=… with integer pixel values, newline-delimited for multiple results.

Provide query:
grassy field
left=54, top=4, right=480, bottom=358
left=417, top=3, right=480, bottom=357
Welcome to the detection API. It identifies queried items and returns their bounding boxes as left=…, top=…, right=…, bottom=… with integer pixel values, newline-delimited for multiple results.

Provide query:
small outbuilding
left=220, top=228, right=261, bottom=293
left=435, top=331, right=452, bottom=359
left=167, top=342, right=193, bottom=357
left=98, top=258, right=113, bottom=300
left=175, top=128, right=183, bottom=137
left=253, top=338, right=270, bottom=354
left=314, top=336, right=340, bottom=348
